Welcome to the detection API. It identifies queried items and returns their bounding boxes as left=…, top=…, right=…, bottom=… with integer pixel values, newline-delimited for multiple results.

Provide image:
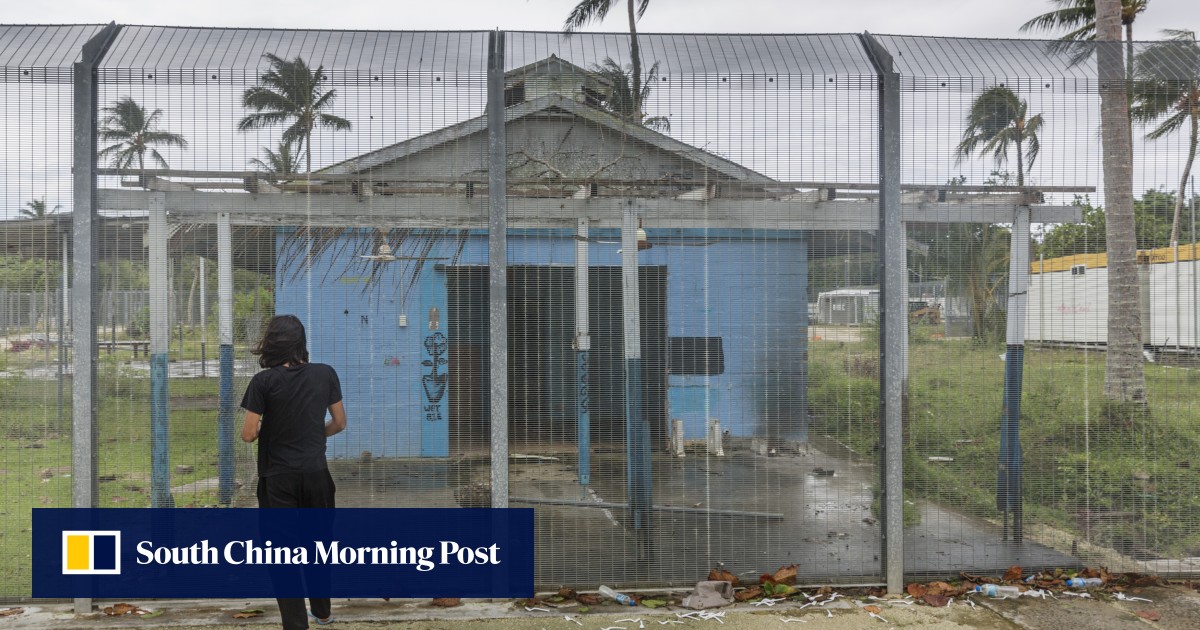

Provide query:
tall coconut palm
left=238, top=54, right=352, bottom=175
left=1098, top=0, right=1146, bottom=404
left=98, top=97, right=188, bottom=185
left=249, top=139, right=303, bottom=180
left=955, top=86, right=1044, bottom=187
left=592, top=58, right=669, bottom=131
left=1020, top=0, right=1148, bottom=78
left=19, top=198, right=60, bottom=219
left=1132, top=30, right=1200, bottom=248
left=564, top=0, right=652, bottom=120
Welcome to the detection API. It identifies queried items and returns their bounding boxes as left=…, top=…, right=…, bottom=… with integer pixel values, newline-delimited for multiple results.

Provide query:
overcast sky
left=7, top=0, right=1197, bottom=39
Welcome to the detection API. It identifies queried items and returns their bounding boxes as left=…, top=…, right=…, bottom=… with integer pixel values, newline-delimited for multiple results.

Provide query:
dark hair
left=253, top=314, right=310, bottom=368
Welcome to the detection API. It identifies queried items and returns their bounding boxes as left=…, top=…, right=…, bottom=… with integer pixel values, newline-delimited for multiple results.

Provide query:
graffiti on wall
left=422, top=331, right=448, bottom=423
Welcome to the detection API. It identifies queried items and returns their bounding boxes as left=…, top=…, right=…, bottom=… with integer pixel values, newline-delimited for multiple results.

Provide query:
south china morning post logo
left=61, top=531, right=121, bottom=575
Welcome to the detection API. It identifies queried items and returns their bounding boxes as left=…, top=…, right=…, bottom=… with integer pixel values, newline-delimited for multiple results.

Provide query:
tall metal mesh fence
left=2, top=24, right=1200, bottom=600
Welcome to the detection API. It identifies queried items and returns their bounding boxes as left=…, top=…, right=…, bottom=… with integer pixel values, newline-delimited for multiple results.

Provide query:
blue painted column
left=148, top=194, right=174, bottom=508
left=216, top=212, right=235, bottom=505
left=999, top=206, right=1031, bottom=542
left=420, top=263, right=450, bottom=457
left=621, top=204, right=651, bottom=532
left=575, top=219, right=591, bottom=491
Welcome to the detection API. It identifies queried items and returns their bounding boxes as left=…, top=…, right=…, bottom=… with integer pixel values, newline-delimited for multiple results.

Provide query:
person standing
left=241, top=314, right=346, bottom=628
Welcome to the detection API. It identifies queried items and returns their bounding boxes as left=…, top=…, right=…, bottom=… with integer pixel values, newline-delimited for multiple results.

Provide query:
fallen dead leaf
left=576, top=594, right=600, bottom=606
left=558, top=587, right=577, bottom=599
left=923, top=594, right=950, bottom=608
left=0, top=608, right=23, bottom=617
left=734, top=586, right=763, bottom=602
left=231, top=609, right=264, bottom=619
left=1136, top=610, right=1161, bottom=622
left=770, top=564, right=798, bottom=585
left=906, top=583, right=928, bottom=598
left=431, top=598, right=461, bottom=608
left=926, top=581, right=955, bottom=596
left=864, top=604, right=882, bottom=614
left=103, top=603, right=147, bottom=616
left=1003, top=565, right=1023, bottom=582
left=709, top=567, right=740, bottom=586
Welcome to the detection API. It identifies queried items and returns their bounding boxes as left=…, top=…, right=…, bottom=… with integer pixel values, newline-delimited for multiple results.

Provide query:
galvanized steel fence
left=2, top=23, right=1200, bottom=605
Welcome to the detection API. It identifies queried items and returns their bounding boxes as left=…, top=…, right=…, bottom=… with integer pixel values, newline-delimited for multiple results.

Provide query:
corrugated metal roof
left=0, top=24, right=106, bottom=75
left=99, top=27, right=490, bottom=76
left=508, top=32, right=877, bottom=76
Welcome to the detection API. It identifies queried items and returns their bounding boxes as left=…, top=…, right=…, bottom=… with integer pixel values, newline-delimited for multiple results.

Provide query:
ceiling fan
left=358, top=231, right=449, bottom=263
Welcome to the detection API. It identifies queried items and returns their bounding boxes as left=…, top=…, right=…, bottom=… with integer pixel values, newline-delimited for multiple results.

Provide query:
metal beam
left=863, top=30, right=905, bottom=595
left=216, top=213, right=235, bottom=506
left=97, top=189, right=1082, bottom=229
left=148, top=194, right=175, bottom=509
left=487, top=30, right=509, bottom=509
left=72, top=22, right=119, bottom=616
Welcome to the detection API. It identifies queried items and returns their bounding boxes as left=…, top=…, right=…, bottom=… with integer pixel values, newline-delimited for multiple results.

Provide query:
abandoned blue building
left=274, top=56, right=810, bottom=460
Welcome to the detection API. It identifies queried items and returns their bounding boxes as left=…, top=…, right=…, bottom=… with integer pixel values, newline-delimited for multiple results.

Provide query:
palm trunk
left=1098, top=0, right=1146, bottom=404
left=1016, top=142, right=1025, bottom=188
left=1171, top=109, right=1198, bottom=248
left=627, top=0, right=642, bottom=119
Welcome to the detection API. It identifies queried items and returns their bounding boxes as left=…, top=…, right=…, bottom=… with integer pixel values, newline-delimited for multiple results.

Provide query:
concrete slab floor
left=332, top=445, right=1077, bottom=588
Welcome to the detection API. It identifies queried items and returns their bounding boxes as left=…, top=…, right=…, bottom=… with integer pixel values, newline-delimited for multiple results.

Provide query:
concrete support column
left=486, top=30, right=509, bottom=508
left=622, top=202, right=651, bottom=534
left=217, top=212, right=235, bottom=506
left=148, top=194, right=174, bottom=508
left=575, top=218, right=591, bottom=491
left=1000, top=206, right=1031, bottom=542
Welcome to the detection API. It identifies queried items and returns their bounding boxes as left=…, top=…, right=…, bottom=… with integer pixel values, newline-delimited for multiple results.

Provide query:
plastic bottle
left=1065, top=577, right=1104, bottom=588
left=973, top=584, right=1022, bottom=597
left=598, top=585, right=636, bottom=606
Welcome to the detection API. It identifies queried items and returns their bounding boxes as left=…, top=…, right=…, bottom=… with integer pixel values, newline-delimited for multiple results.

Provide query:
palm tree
left=238, top=54, right=352, bottom=174
left=955, top=86, right=1044, bottom=187
left=19, top=198, right=60, bottom=219
left=1132, top=30, right=1200, bottom=248
left=98, top=97, right=188, bottom=185
left=1020, top=0, right=1148, bottom=78
left=249, top=139, right=303, bottom=180
left=1098, top=0, right=1146, bottom=405
left=592, top=58, right=669, bottom=131
left=564, top=0, right=652, bottom=120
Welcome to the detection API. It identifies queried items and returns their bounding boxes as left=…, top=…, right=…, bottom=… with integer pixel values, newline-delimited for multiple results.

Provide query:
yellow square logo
left=61, top=531, right=121, bottom=575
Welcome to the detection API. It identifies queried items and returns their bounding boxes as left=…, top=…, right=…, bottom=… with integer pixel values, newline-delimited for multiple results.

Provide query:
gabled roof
left=504, top=53, right=612, bottom=88
left=318, top=93, right=781, bottom=187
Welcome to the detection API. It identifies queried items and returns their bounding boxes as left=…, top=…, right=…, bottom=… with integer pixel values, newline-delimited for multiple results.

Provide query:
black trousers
left=257, top=469, right=336, bottom=630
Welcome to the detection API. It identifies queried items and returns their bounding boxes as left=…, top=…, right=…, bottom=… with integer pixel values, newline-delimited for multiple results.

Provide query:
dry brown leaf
left=906, top=583, right=928, bottom=598
left=734, top=586, right=763, bottom=602
left=1003, top=565, right=1023, bottom=582
left=864, top=604, right=882, bottom=614
left=771, top=564, right=798, bottom=586
left=431, top=598, right=461, bottom=608
left=926, top=581, right=955, bottom=596
left=1136, top=610, right=1162, bottom=622
left=576, top=593, right=601, bottom=606
left=231, top=611, right=262, bottom=619
left=0, top=608, right=23, bottom=617
left=923, top=594, right=950, bottom=607
left=557, top=587, right=577, bottom=599
left=709, top=567, right=740, bottom=586
left=103, top=603, right=146, bottom=616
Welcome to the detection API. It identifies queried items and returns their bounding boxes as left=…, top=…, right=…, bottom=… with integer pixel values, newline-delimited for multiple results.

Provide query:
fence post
left=71, top=21, right=119, bottom=615
left=1000, top=206, right=1031, bottom=542
left=861, top=32, right=905, bottom=594
left=217, top=212, right=235, bottom=505
left=149, top=193, right=174, bottom=508
left=622, top=201, right=652, bottom=542
left=575, top=218, right=591, bottom=492
left=487, top=30, right=509, bottom=508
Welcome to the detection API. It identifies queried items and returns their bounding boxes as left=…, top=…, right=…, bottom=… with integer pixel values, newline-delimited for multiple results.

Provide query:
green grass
left=809, top=330, right=1200, bottom=560
left=0, top=367, right=257, bottom=596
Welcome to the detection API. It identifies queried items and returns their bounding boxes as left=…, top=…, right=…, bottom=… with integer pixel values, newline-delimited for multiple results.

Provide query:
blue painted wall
left=275, top=228, right=808, bottom=458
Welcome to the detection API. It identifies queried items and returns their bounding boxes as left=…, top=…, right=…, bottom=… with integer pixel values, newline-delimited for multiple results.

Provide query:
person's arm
left=241, top=410, right=262, bottom=442
left=325, top=400, right=346, bottom=437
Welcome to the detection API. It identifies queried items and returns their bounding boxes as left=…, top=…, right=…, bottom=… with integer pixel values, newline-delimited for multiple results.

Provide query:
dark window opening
left=668, top=336, right=724, bottom=375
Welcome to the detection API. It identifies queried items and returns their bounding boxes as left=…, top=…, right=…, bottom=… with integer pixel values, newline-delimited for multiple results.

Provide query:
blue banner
left=34, top=508, right=534, bottom=598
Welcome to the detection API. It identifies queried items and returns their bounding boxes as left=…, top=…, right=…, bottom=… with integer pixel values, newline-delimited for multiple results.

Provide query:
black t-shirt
left=240, top=363, right=343, bottom=477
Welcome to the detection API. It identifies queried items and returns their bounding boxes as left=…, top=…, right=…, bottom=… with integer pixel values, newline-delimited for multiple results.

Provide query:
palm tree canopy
left=1131, top=30, right=1200, bottom=140
left=98, top=97, right=188, bottom=170
left=592, top=58, right=669, bottom=131
left=563, top=0, right=650, bottom=32
left=239, top=54, right=351, bottom=173
left=249, top=139, right=304, bottom=176
left=1019, top=0, right=1147, bottom=39
left=955, top=86, right=1044, bottom=176
left=19, top=198, right=60, bottom=219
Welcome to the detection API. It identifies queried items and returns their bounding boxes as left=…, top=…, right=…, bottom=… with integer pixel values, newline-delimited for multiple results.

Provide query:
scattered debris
left=682, top=581, right=735, bottom=609
left=103, top=603, right=152, bottom=617
left=1115, top=592, right=1152, bottom=603
left=780, top=617, right=807, bottom=624
left=751, top=597, right=785, bottom=607
left=524, top=606, right=551, bottom=613
left=231, top=609, right=263, bottom=619
left=867, top=611, right=889, bottom=623
left=431, top=598, right=461, bottom=608
left=1136, top=610, right=1162, bottom=622
left=564, top=614, right=583, bottom=626
left=1061, top=592, right=1092, bottom=598
left=0, top=608, right=24, bottom=617
left=709, top=566, right=739, bottom=586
